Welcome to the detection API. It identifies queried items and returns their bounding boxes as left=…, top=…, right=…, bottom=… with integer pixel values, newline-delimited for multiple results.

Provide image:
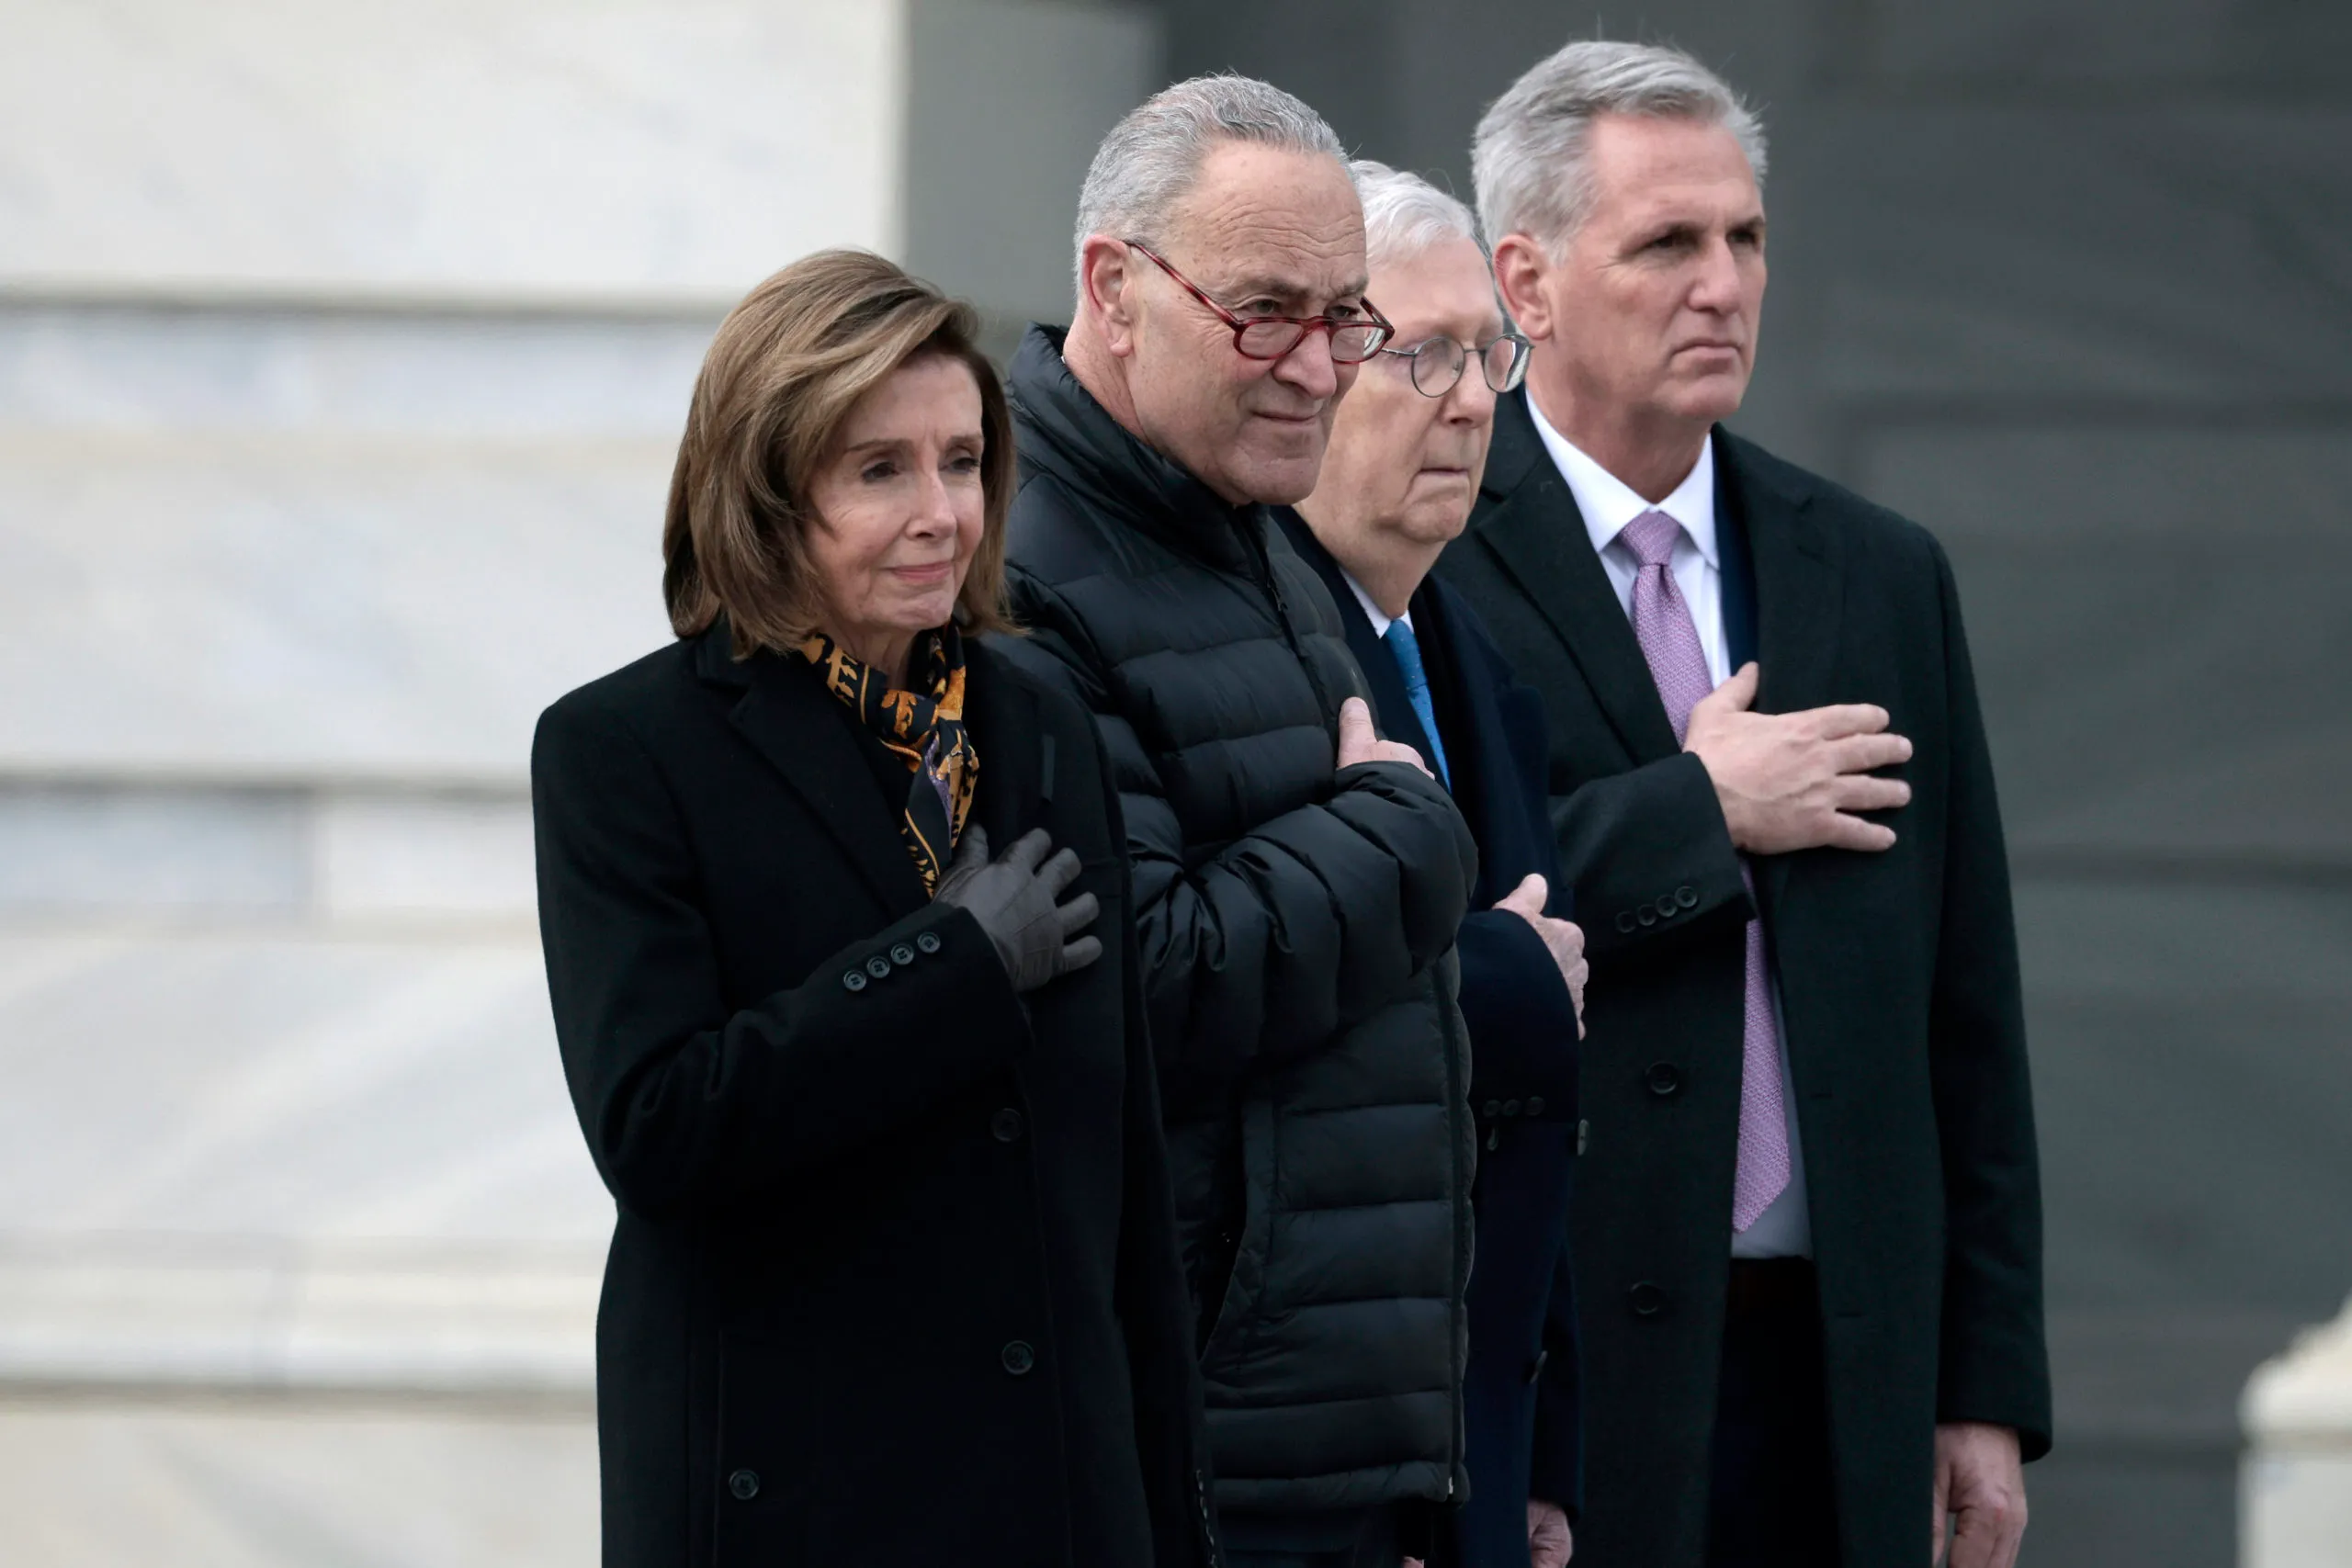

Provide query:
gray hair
left=1473, top=40, right=1768, bottom=254
left=1351, top=159, right=1482, bottom=270
left=1073, top=73, right=1349, bottom=294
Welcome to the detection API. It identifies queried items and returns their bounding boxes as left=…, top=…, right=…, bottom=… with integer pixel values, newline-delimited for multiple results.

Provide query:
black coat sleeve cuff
left=1455, top=908, right=1580, bottom=1113
left=1556, top=751, right=1747, bottom=961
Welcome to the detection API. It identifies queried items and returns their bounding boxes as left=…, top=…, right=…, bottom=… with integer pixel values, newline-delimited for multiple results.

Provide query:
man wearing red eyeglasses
left=994, top=73, right=1484, bottom=1568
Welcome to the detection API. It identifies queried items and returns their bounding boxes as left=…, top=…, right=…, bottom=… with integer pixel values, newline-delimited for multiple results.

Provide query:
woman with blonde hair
left=533, top=250, right=1214, bottom=1567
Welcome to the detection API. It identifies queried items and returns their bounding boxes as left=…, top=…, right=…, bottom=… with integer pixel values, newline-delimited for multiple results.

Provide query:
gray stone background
left=1107, top=3, right=2352, bottom=1563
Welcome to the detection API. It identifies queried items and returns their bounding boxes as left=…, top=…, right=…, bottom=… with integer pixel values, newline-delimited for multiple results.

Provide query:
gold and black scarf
left=797, top=626, right=978, bottom=896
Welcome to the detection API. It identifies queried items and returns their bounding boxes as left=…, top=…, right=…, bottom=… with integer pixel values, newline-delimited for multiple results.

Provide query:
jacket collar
left=1008, top=323, right=1268, bottom=576
left=693, top=621, right=1043, bottom=917
left=1467, top=390, right=1846, bottom=761
left=1717, top=430, right=1843, bottom=723
left=1467, top=389, right=1680, bottom=764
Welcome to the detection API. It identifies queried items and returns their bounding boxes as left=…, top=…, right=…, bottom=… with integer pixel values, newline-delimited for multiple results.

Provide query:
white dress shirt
left=1339, top=570, right=1408, bottom=642
left=1527, top=399, right=1813, bottom=1259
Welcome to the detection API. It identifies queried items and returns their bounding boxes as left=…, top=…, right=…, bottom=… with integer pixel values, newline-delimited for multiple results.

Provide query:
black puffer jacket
left=994, top=326, right=1479, bottom=1517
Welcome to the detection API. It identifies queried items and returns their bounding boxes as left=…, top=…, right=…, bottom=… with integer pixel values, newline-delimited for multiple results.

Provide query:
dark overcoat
left=1277, top=510, right=1587, bottom=1565
left=1434, top=390, right=2051, bottom=1568
left=531, top=624, right=1216, bottom=1568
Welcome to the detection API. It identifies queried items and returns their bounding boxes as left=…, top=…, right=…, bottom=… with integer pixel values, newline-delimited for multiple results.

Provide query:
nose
left=1443, top=362, right=1498, bottom=424
left=1690, top=236, right=1745, bottom=313
left=1272, top=329, right=1340, bottom=400
left=909, top=465, right=958, bottom=535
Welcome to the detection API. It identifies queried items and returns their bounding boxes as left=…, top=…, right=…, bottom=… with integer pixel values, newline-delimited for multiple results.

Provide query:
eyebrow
left=1216, top=272, right=1370, bottom=304
left=841, top=431, right=984, bottom=456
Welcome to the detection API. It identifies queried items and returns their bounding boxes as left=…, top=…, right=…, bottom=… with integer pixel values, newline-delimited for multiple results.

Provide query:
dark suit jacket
left=1277, top=511, right=1587, bottom=1561
left=1435, top=391, right=2050, bottom=1568
left=531, top=624, right=1214, bottom=1568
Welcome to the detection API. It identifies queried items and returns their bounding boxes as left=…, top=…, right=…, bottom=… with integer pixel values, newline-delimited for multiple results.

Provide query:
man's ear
left=1491, top=234, right=1557, bottom=344
left=1079, top=235, right=1141, bottom=359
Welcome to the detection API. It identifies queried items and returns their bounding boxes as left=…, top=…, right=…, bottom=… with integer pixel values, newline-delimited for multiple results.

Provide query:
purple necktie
left=1619, top=510, right=1792, bottom=1233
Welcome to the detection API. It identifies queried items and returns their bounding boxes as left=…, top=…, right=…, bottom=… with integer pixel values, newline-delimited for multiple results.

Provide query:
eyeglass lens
left=1406, top=335, right=1530, bottom=395
left=1236, top=317, right=1386, bottom=364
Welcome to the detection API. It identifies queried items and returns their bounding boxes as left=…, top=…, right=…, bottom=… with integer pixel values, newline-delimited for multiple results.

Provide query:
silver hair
left=1472, top=40, right=1768, bottom=254
left=1351, top=159, right=1482, bottom=269
left=1073, top=73, right=1349, bottom=294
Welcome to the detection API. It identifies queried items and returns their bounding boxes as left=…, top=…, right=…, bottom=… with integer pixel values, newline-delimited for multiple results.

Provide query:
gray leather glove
left=933, top=826, right=1102, bottom=993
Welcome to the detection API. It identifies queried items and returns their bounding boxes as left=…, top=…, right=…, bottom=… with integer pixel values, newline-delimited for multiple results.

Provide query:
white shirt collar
left=1526, top=395, right=1719, bottom=569
left=1339, top=568, right=1409, bottom=642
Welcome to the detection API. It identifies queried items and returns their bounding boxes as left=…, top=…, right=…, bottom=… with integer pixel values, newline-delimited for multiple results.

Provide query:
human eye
left=859, top=457, right=898, bottom=483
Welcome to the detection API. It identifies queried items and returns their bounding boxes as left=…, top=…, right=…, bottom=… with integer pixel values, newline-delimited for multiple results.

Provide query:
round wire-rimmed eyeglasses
left=1125, top=240, right=1396, bottom=364
left=1376, top=333, right=1533, bottom=397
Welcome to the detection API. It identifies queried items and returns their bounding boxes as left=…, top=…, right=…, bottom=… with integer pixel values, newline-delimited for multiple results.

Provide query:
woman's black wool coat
left=532, top=623, right=1216, bottom=1568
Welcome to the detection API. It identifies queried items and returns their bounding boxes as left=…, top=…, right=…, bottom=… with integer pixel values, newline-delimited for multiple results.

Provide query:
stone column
left=2243, top=1297, right=2352, bottom=1568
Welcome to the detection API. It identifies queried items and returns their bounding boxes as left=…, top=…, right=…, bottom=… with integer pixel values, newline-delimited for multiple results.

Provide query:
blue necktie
left=1383, top=619, right=1451, bottom=789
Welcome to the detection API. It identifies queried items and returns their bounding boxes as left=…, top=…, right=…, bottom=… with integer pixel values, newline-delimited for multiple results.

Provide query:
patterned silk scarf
left=796, top=625, right=979, bottom=896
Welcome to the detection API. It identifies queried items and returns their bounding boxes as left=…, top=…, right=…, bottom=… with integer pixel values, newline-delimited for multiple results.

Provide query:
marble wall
left=0, top=1, right=1156, bottom=1561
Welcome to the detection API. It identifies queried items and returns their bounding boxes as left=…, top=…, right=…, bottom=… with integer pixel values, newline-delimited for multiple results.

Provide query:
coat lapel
left=1469, top=391, right=1680, bottom=765
left=1720, top=432, right=1846, bottom=920
left=702, top=628, right=933, bottom=919
left=958, top=640, right=1044, bottom=850
left=1724, top=432, right=1842, bottom=723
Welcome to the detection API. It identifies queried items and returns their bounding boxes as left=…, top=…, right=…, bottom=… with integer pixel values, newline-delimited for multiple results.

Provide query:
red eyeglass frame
left=1124, top=240, right=1395, bottom=363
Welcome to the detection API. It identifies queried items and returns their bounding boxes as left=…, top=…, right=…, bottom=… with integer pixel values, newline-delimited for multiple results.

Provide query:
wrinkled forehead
left=1164, top=143, right=1369, bottom=305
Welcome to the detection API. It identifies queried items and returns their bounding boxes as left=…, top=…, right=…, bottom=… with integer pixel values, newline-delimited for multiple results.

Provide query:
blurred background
left=0, top=1, right=2346, bottom=1563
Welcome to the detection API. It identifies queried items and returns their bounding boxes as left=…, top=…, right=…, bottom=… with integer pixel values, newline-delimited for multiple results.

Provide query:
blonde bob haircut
left=662, top=249, right=1018, bottom=657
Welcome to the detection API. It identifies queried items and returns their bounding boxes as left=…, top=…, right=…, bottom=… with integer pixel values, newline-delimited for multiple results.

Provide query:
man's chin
left=1227, top=451, right=1327, bottom=507
left=1663, top=371, right=1751, bottom=425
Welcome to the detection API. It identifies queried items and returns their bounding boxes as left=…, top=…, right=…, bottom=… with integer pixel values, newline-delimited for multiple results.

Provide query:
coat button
left=990, top=1108, right=1025, bottom=1143
left=728, top=1469, right=760, bottom=1500
left=865, top=955, right=892, bottom=980
left=1525, top=1096, right=1545, bottom=1116
left=1629, top=1281, right=1668, bottom=1318
left=890, top=943, right=915, bottom=966
left=842, top=969, right=867, bottom=993
left=1483, top=1100, right=1502, bottom=1118
left=1637, top=905, right=1658, bottom=927
left=916, top=931, right=942, bottom=954
left=1615, top=910, right=1636, bottom=934
left=1645, top=1062, right=1682, bottom=1097
left=1503, top=1099, right=1522, bottom=1117
left=1001, top=1340, right=1035, bottom=1376
left=1676, top=885, right=1699, bottom=909
left=1656, top=896, right=1679, bottom=919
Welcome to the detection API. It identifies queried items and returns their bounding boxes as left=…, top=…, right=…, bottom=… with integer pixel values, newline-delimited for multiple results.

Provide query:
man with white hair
left=996, top=78, right=1481, bottom=1567
left=1436, top=39, right=2051, bottom=1568
left=1281, top=160, right=1589, bottom=1568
